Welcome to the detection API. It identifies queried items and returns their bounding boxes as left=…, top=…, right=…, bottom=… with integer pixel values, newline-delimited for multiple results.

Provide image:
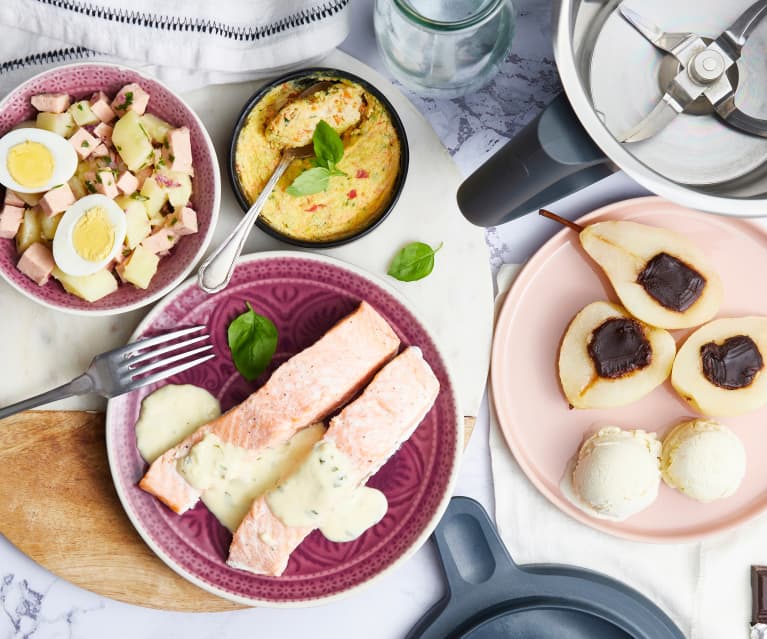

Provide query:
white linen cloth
left=490, top=263, right=767, bottom=639
left=0, top=0, right=351, bottom=95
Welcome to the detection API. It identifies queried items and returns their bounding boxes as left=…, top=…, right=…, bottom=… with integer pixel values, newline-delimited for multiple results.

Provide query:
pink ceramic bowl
left=0, top=63, right=220, bottom=315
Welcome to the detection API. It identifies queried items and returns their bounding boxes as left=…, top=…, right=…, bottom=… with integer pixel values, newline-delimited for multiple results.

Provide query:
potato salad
left=0, top=83, right=198, bottom=302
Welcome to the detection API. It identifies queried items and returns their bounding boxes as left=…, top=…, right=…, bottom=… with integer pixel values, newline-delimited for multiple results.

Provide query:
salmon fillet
left=227, top=346, right=440, bottom=576
left=139, top=302, right=400, bottom=514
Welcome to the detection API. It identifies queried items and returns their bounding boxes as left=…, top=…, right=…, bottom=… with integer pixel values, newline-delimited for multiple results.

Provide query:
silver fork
left=0, top=326, right=214, bottom=420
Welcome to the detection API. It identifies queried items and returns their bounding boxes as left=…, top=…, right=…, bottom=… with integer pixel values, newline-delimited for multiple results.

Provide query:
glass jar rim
left=391, top=0, right=507, bottom=31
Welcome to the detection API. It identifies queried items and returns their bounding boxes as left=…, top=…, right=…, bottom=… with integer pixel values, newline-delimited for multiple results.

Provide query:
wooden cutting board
left=0, top=411, right=474, bottom=612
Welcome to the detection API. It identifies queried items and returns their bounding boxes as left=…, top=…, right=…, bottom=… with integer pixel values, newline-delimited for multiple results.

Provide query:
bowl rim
left=227, top=66, right=410, bottom=249
left=0, top=61, right=221, bottom=317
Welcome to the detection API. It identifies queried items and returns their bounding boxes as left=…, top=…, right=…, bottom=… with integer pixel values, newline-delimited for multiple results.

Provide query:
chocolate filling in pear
left=700, top=335, right=764, bottom=390
left=636, top=252, right=705, bottom=312
left=588, top=318, right=652, bottom=378
left=540, top=210, right=722, bottom=329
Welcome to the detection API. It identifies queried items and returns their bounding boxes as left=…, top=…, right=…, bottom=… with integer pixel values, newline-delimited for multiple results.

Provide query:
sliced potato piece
left=155, top=169, right=192, bottom=208
left=124, top=201, right=152, bottom=249
left=15, top=208, right=42, bottom=253
left=139, top=175, right=168, bottom=224
left=52, top=267, right=118, bottom=302
left=36, top=112, right=75, bottom=138
left=112, top=110, right=153, bottom=171
left=140, top=113, right=172, bottom=143
left=69, top=100, right=100, bottom=127
left=41, top=212, right=62, bottom=241
left=120, top=245, right=159, bottom=289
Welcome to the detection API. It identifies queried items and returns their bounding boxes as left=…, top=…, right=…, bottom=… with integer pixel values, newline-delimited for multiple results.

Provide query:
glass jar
left=374, top=0, right=515, bottom=98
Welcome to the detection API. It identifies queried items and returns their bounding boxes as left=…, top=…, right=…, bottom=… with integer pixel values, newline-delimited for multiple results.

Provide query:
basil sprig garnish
left=287, top=120, right=347, bottom=197
left=227, top=302, right=278, bottom=381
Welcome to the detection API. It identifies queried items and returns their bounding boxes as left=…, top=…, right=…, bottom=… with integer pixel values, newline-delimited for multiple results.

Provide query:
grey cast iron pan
left=407, top=497, right=684, bottom=639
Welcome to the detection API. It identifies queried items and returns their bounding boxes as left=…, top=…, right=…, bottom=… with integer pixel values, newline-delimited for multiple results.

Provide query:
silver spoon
left=197, top=81, right=334, bottom=294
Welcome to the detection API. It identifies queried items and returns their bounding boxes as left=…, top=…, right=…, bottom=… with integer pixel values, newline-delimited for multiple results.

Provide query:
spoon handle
left=197, top=152, right=293, bottom=294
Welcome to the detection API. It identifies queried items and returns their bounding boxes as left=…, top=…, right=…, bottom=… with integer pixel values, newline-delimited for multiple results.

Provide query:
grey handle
left=456, top=92, right=613, bottom=227
left=0, top=374, right=93, bottom=420
left=198, top=152, right=293, bottom=294
left=406, top=497, right=524, bottom=639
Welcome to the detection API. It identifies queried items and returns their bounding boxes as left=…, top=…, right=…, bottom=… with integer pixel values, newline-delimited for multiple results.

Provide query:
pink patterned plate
left=492, top=196, right=767, bottom=543
left=0, top=63, right=220, bottom=315
left=105, top=251, right=462, bottom=606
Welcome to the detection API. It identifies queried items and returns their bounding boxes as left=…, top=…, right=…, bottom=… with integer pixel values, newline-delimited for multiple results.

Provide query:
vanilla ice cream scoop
left=568, top=426, right=661, bottom=520
left=661, top=419, right=745, bottom=502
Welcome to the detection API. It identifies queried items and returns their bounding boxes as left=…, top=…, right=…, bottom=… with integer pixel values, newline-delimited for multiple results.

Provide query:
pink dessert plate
left=491, top=195, right=767, bottom=543
left=105, top=251, right=462, bottom=606
left=0, top=62, right=220, bottom=315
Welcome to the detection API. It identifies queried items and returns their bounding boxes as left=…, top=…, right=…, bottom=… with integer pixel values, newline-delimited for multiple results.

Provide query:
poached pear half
left=672, top=317, right=767, bottom=417
left=579, top=221, right=722, bottom=329
left=559, top=301, right=676, bottom=409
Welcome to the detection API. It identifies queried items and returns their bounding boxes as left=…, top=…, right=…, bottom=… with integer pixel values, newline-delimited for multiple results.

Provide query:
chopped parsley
left=81, top=140, right=90, bottom=147
left=130, top=193, right=149, bottom=201
left=85, top=180, right=96, bottom=193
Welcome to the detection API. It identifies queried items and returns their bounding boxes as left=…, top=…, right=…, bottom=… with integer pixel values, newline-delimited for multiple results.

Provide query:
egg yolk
left=7, top=141, right=54, bottom=189
left=72, top=207, right=114, bottom=262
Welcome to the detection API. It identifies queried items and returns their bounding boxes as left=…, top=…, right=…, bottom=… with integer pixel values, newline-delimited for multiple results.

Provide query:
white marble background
left=0, top=0, right=652, bottom=637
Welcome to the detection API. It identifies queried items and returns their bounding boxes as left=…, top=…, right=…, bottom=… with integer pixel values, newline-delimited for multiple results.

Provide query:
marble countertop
left=0, top=0, right=650, bottom=637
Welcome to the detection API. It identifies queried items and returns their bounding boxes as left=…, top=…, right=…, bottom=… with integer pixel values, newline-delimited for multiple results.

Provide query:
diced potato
left=113, top=194, right=133, bottom=211
left=36, top=112, right=75, bottom=138
left=41, top=212, right=62, bottom=241
left=119, top=245, right=159, bottom=289
left=124, top=201, right=151, bottom=249
left=68, top=175, right=87, bottom=200
left=15, top=208, right=42, bottom=253
left=155, top=169, right=192, bottom=208
left=16, top=192, right=42, bottom=207
left=112, top=110, right=153, bottom=171
left=69, top=100, right=100, bottom=127
left=52, top=267, right=118, bottom=302
left=139, top=113, right=172, bottom=143
left=139, top=175, right=167, bottom=224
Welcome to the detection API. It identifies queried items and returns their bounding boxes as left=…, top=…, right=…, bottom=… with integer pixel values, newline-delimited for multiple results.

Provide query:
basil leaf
left=313, top=119, right=344, bottom=167
left=286, top=167, right=330, bottom=196
left=388, top=242, right=443, bottom=282
left=227, top=303, right=278, bottom=381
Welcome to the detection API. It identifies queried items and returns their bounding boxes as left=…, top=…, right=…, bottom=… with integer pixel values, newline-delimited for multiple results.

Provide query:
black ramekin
left=228, top=67, right=410, bottom=249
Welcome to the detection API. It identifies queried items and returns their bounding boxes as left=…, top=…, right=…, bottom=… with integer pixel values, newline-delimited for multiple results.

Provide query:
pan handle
left=456, top=92, right=613, bottom=227
left=405, top=496, right=525, bottom=639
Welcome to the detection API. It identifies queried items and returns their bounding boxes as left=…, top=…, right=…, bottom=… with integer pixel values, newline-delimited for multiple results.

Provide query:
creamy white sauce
left=135, top=384, right=221, bottom=463
left=177, top=424, right=325, bottom=531
left=266, top=440, right=388, bottom=542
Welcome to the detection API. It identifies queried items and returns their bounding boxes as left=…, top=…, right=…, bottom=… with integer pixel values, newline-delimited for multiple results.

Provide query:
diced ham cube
left=30, top=93, right=71, bottom=114
left=17, top=242, right=55, bottom=285
left=167, top=207, right=197, bottom=236
left=69, top=127, right=99, bottom=159
left=111, top=83, right=149, bottom=116
left=95, top=170, right=118, bottom=199
left=140, top=229, right=177, bottom=254
left=115, top=170, right=138, bottom=196
left=4, top=190, right=25, bottom=207
left=91, top=143, right=109, bottom=158
left=167, top=127, right=193, bottom=174
left=89, top=91, right=115, bottom=122
left=0, top=204, right=24, bottom=238
left=93, top=122, right=113, bottom=145
left=39, top=184, right=76, bottom=217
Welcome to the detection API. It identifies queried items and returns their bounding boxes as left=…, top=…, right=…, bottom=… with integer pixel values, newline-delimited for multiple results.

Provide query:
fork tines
left=121, top=325, right=215, bottom=389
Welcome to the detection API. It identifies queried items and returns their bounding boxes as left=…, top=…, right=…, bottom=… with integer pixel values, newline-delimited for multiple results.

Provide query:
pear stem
left=539, top=209, right=584, bottom=233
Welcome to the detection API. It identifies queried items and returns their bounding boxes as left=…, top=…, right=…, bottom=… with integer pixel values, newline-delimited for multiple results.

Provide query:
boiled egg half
left=0, top=128, right=78, bottom=193
left=53, top=194, right=127, bottom=276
